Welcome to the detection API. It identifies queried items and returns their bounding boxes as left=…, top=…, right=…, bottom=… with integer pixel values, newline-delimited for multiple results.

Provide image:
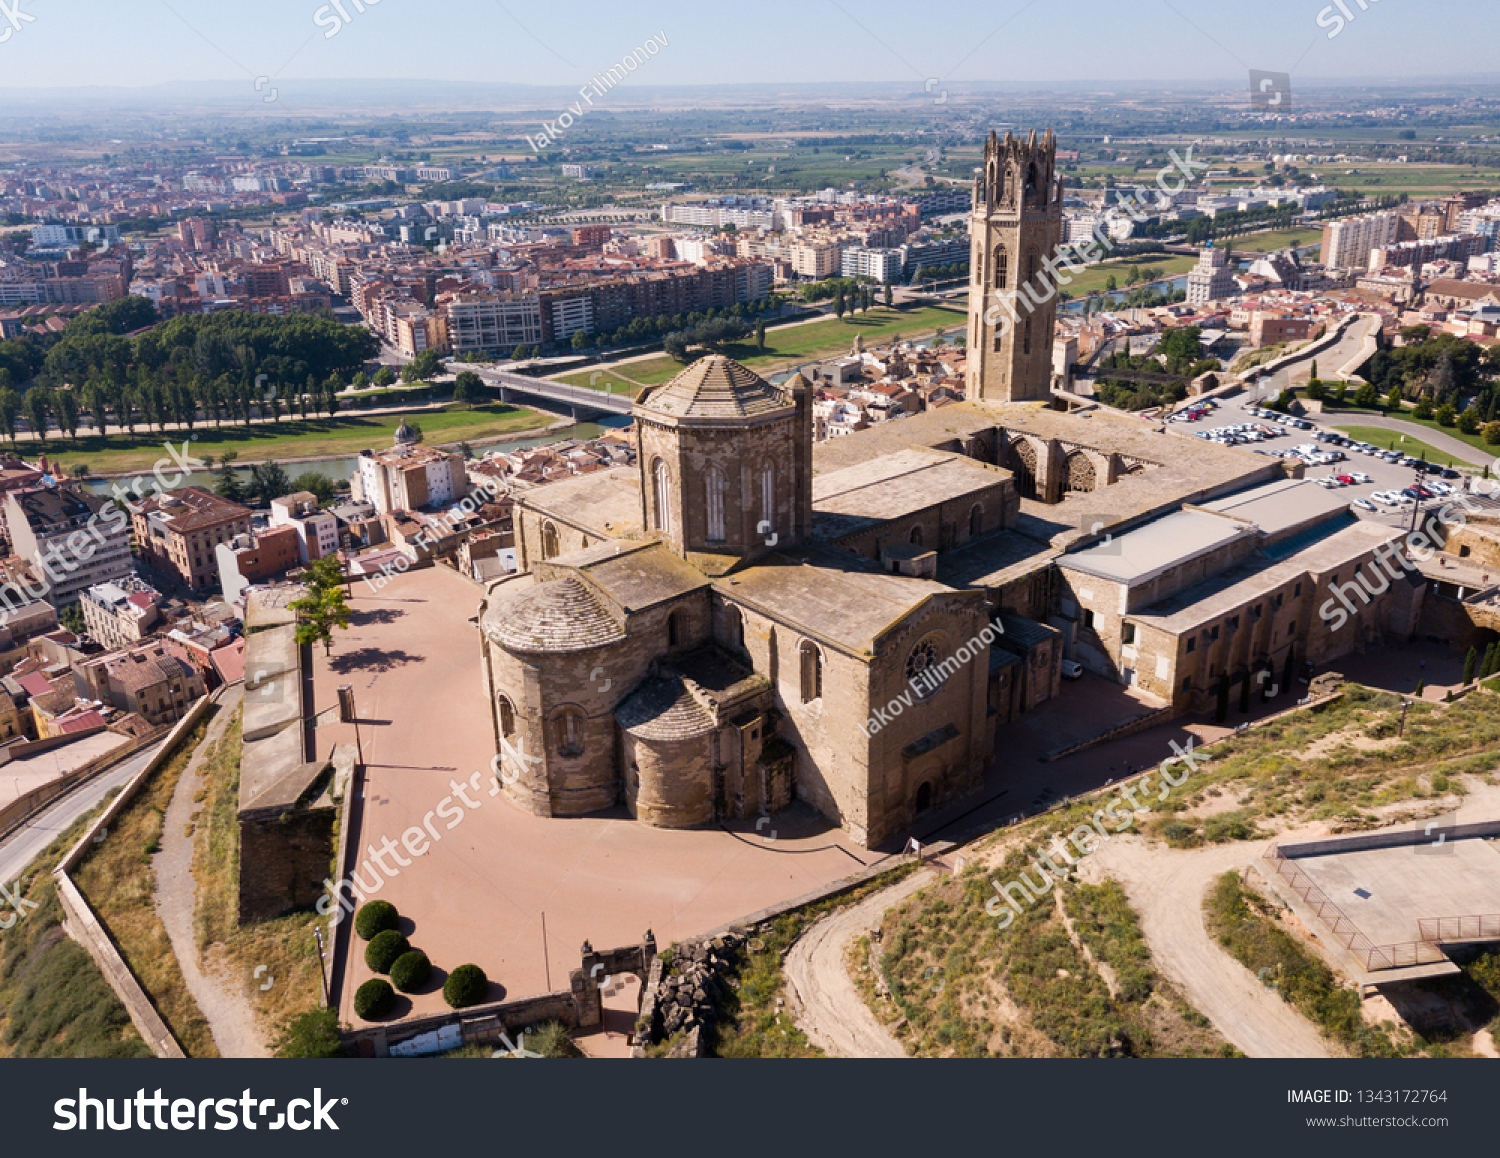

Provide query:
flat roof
left=1198, top=478, right=1352, bottom=536
left=1059, top=509, right=1251, bottom=586
left=1132, top=520, right=1406, bottom=630
left=811, top=448, right=1008, bottom=542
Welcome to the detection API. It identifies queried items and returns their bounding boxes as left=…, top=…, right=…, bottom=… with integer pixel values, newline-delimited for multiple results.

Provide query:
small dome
left=394, top=419, right=418, bottom=445
left=638, top=354, right=791, bottom=421
left=616, top=676, right=714, bottom=741
left=483, top=578, right=625, bottom=653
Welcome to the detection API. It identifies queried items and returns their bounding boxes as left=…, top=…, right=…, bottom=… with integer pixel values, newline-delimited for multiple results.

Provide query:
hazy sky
left=0, top=0, right=1493, bottom=90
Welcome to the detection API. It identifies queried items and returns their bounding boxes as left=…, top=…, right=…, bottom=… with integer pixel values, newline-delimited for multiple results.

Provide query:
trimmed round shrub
left=443, top=963, right=488, bottom=1009
left=354, top=979, right=394, bottom=1020
left=364, top=929, right=410, bottom=974
left=355, top=900, right=400, bottom=942
left=389, top=949, right=431, bottom=994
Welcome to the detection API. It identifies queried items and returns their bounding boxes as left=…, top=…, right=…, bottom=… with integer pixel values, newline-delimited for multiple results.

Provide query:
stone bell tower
left=965, top=128, right=1064, bottom=404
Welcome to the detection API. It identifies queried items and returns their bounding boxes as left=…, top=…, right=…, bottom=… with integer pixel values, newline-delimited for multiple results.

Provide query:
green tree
left=60, top=603, right=86, bottom=635
left=1458, top=407, right=1481, bottom=435
left=1435, top=403, right=1457, bottom=428
left=1305, top=380, right=1325, bottom=401
left=273, top=1008, right=344, bottom=1059
left=24, top=387, right=51, bottom=445
left=352, top=371, right=371, bottom=391
left=290, top=472, right=337, bottom=505
left=511, top=344, right=529, bottom=361
left=452, top=370, right=481, bottom=405
left=1483, top=421, right=1500, bottom=446
left=249, top=461, right=291, bottom=505
left=1353, top=383, right=1379, bottom=408
left=214, top=463, right=246, bottom=504
left=1414, top=397, right=1435, bottom=420
left=833, top=288, right=846, bottom=319
left=0, top=386, right=20, bottom=445
left=1462, top=647, right=1478, bottom=685
left=1105, top=274, right=1118, bottom=293
left=374, top=365, right=397, bottom=388
left=290, top=556, right=353, bottom=656
left=754, top=319, right=766, bottom=353
left=1386, top=385, right=1403, bottom=411
left=883, top=283, right=893, bottom=308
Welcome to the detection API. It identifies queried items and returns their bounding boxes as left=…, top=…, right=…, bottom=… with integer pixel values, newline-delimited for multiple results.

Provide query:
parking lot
left=1165, top=391, right=1500, bottom=534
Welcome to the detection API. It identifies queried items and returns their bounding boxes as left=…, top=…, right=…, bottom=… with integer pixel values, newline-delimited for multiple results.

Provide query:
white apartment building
left=355, top=440, right=469, bottom=516
left=269, top=493, right=339, bottom=564
left=79, top=577, right=162, bottom=651
left=3, top=485, right=134, bottom=610
left=841, top=246, right=905, bottom=283
left=445, top=292, right=545, bottom=354
left=1319, top=210, right=1402, bottom=272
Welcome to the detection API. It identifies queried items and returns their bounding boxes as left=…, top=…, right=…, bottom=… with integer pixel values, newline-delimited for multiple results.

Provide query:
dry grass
left=192, top=711, right=329, bottom=1040
left=0, top=802, right=152, bottom=1058
left=73, top=713, right=219, bottom=1057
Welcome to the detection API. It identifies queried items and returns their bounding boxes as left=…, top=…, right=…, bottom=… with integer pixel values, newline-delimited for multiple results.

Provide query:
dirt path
left=1080, top=836, right=1335, bottom=1059
left=783, top=868, right=936, bottom=1058
left=152, top=688, right=268, bottom=1059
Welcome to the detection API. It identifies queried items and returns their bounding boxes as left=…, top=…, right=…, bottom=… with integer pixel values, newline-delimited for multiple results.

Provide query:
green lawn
left=1333, top=425, right=1465, bottom=466
left=1222, top=227, right=1324, bottom=254
left=1068, top=254, right=1195, bottom=298
left=558, top=304, right=969, bottom=394
left=39, top=404, right=550, bottom=475
left=1322, top=402, right=1498, bottom=463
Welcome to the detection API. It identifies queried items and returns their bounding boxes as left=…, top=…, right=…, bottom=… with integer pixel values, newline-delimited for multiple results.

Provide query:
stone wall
left=237, top=804, right=338, bottom=924
left=623, top=728, right=715, bottom=828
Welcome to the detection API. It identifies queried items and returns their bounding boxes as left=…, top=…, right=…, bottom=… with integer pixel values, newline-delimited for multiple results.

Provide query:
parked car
left=1353, top=498, right=1376, bottom=512
left=1350, top=472, right=1372, bottom=484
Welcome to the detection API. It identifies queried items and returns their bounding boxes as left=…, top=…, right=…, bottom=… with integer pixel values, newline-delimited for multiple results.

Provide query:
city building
left=3, top=484, right=134, bottom=609
left=131, top=486, right=254, bottom=592
left=216, top=525, right=302, bottom=604
left=73, top=640, right=206, bottom=728
left=354, top=425, right=470, bottom=516
left=1185, top=243, right=1237, bottom=305
left=1319, top=210, right=1403, bottom=271
left=269, top=492, right=339, bottom=564
left=79, top=577, right=162, bottom=651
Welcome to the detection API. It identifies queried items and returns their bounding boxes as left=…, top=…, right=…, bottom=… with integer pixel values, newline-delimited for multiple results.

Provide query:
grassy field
left=192, top=712, right=327, bottom=1048
left=1320, top=163, right=1500, bottom=196
left=558, top=304, right=969, bottom=394
left=0, top=803, right=153, bottom=1058
left=1223, top=227, right=1324, bottom=254
left=1333, top=425, right=1466, bottom=465
left=868, top=861, right=1234, bottom=1057
left=1068, top=254, right=1195, bottom=297
left=1321, top=405, right=1497, bottom=463
left=74, top=713, right=221, bottom=1058
left=43, top=403, right=551, bottom=476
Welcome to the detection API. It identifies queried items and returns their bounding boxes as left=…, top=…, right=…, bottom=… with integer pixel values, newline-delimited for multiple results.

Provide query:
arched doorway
left=914, top=781, right=933, bottom=814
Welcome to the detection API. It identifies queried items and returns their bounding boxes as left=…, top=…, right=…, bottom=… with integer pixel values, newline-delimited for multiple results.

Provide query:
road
left=783, top=868, right=936, bottom=1058
left=0, top=739, right=166, bottom=888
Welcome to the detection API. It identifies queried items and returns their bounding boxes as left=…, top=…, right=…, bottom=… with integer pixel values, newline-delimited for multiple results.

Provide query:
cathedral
left=475, top=128, right=1270, bottom=847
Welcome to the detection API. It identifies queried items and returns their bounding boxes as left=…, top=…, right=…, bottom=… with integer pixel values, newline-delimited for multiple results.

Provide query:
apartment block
left=73, top=640, right=206, bottom=728
left=132, top=487, right=253, bottom=592
left=80, top=577, right=162, bottom=651
left=269, top=492, right=339, bottom=564
left=3, top=484, right=134, bottom=609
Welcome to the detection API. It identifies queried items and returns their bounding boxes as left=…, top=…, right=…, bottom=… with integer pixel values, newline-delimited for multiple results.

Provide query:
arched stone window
left=653, top=458, right=672, bottom=536
left=554, top=706, right=585, bottom=757
left=969, top=503, right=983, bottom=538
left=497, top=695, right=516, bottom=738
left=541, top=521, right=559, bottom=560
left=798, top=639, right=823, bottom=704
left=910, top=525, right=924, bottom=548
left=705, top=466, right=726, bottom=542
left=993, top=248, right=1008, bottom=290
